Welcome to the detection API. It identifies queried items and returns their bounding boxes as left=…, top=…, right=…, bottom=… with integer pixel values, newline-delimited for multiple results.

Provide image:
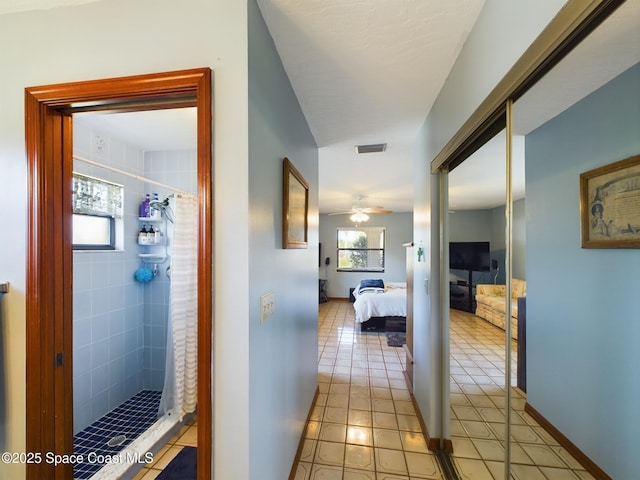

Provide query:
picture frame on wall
left=580, top=154, right=640, bottom=249
left=283, top=157, right=309, bottom=249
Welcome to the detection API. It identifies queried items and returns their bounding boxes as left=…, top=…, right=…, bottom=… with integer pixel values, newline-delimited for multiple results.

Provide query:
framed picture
left=283, top=157, right=309, bottom=249
left=580, top=154, right=640, bottom=248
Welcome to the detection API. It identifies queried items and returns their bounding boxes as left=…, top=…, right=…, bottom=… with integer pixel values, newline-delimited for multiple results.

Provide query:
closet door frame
left=432, top=1, right=625, bottom=477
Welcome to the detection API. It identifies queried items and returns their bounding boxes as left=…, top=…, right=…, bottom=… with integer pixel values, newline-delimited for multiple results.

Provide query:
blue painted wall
left=248, top=1, right=319, bottom=478
left=525, top=62, right=640, bottom=479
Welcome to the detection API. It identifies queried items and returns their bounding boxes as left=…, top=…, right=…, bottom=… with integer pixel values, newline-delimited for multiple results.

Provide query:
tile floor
left=74, top=390, right=163, bottom=479
left=448, top=308, right=595, bottom=480
left=294, top=301, right=444, bottom=480
left=130, top=416, right=197, bottom=480
left=293, top=301, right=595, bottom=480
left=130, top=301, right=597, bottom=480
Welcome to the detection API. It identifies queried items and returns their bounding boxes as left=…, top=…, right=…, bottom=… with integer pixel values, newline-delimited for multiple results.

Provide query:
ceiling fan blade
left=361, top=207, right=392, bottom=214
left=327, top=211, right=354, bottom=216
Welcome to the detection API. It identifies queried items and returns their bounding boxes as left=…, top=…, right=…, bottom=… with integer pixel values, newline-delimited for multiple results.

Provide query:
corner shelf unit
left=137, top=217, right=167, bottom=263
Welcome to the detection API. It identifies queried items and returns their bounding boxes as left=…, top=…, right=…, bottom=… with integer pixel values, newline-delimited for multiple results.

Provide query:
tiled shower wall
left=73, top=119, right=146, bottom=433
left=141, top=150, right=197, bottom=390
left=72, top=118, right=196, bottom=433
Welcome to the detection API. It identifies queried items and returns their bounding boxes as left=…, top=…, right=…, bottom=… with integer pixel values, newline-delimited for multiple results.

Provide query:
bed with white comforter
left=352, top=280, right=407, bottom=330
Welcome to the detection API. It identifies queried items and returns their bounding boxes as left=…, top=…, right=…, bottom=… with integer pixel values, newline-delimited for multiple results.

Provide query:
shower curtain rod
left=73, top=154, right=187, bottom=194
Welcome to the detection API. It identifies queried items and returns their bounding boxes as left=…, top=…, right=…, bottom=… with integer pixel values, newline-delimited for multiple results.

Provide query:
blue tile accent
left=91, top=364, right=109, bottom=397
left=73, top=390, right=162, bottom=479
left=73, top=373, right=92, bottom=408
left=91, top=313, right=110, bottom=343
left=91, top=338, right=109, bottom=372
left=74, top=319, right=92, bottom=348
left=108, top=332, right=125, bottom=360
left=73, top=344, right=92, bottom=377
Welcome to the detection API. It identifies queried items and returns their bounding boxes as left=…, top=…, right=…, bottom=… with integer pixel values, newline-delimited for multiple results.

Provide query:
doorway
left=24, top=69, right=212, bottom=480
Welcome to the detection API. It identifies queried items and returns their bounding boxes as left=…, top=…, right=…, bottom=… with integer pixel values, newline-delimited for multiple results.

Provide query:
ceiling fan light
left=350, top=212, right=369, bottom=223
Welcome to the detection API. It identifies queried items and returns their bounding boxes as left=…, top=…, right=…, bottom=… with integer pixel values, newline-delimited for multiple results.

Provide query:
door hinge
left=55, top=353, right=64, bottom=367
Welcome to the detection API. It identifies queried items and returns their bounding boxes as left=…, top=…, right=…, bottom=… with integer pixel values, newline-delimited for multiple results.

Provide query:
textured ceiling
left=0, top=0, right=99, bottom=14
left=257, top=0, right=485, bottom=147
left=258, top=0, right=640, bottom=214
left=7, top=0, right=638, bottom=214
left=257, top=0, right=486, bottom=214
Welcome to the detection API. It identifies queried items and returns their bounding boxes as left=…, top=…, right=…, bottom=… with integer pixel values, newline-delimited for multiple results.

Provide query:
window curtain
left=72, top=172, right=123, bottom=217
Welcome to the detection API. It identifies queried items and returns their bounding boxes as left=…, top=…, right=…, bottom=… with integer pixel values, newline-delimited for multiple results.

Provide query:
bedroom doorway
left=24, top=69, right=212, bottom=480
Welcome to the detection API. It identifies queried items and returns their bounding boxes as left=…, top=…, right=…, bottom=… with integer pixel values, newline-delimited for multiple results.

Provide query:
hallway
left=293, top=301, right=595, bottom=479
left=295, top=301, right=442, bottom=479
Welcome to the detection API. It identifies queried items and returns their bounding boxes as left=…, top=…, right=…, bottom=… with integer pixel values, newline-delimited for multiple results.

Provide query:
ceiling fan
left=328, top=195, right=392, bottom=222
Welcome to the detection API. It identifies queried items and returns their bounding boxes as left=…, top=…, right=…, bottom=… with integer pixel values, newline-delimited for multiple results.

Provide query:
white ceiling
left=0, top=0, right=99, bottom=14
left=74, top=109, right=198, bottom=152
left=257, top=0, right=486, bottom=214
left=6, top=0, right=638, bottom=214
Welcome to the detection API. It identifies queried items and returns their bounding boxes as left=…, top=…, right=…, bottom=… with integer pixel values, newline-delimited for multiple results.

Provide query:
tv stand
left=450, top=270, right=476, bottom=313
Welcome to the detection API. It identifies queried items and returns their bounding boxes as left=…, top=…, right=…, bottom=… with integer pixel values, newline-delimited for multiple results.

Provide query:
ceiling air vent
left=355, top=143, right=387, bottom=154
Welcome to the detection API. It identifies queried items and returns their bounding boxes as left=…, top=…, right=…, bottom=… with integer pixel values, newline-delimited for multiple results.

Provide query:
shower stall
left=71, top=117, right=198, bottom=479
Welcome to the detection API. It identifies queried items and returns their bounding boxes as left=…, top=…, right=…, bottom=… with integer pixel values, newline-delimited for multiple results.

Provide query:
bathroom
left=71, top=109, right=198, bottom=479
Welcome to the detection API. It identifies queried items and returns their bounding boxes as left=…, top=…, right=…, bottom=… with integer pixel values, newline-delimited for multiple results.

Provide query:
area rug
left=386, top=333, right=406, bottom=347
left=156, top=446, right=196, bottom=480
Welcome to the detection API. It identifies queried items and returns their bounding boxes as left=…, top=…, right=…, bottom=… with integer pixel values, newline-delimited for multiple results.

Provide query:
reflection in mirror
left=447, top=128, right=524, bottom=479
left=510, top=2, right=639, bottom=479
left=71, top=108, right=199, bottom=479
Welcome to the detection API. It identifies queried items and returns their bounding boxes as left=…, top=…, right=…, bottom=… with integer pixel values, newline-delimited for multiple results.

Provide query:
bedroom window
left=336, top=227, right=385, bottom=272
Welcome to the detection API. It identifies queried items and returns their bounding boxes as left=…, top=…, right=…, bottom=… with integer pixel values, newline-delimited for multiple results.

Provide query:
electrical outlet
left=260, top=291, right=275, bottom=323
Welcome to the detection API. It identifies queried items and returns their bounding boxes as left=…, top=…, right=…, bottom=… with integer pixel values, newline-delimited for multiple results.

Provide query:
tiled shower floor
left=73, top=390, right=162, bottom=480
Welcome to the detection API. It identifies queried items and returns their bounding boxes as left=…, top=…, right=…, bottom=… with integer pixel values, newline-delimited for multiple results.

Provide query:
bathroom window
left=72, top=172, right=123, bottom=251
left=73, top=214, right=116, bottom=250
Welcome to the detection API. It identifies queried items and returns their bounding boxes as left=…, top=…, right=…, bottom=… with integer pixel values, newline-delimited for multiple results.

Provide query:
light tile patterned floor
left=134, top=302, right=598, bottom=480
left=130, top=416, right=198, bottom=480
left=448, top=308, right=595, bottom=480
left=294, top=301, right=596, bottom=480
left=294, top=301, right=444, bottom=480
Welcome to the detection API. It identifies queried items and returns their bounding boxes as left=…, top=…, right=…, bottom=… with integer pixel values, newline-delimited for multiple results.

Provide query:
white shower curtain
left=158, top=193, right=198, bottom=420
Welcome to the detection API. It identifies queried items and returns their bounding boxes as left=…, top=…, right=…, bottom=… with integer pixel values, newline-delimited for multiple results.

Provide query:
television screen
left=449, top=242, right=490, bottom=272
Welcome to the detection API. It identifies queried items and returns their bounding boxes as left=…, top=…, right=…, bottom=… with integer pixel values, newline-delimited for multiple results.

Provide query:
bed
left=352, top=279, right=407, bottom=332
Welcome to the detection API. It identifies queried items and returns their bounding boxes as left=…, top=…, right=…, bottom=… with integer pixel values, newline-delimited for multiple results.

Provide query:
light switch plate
left=260, top=291, right=275, bottom=323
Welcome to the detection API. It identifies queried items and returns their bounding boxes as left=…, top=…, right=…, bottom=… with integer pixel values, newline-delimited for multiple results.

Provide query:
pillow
left=360, top=279, right=384, bottom=289
left=358, top=287, right=385, bottom=294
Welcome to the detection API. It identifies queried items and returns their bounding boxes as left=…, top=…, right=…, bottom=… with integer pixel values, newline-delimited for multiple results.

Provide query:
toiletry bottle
left=151, top=193, right=160, bottom=220
left=139, top=225, right=148, bottom=244
left=143, top=193, right=151, bottom=217
left=154, top=226, right=161, bottom=244
left=139, top=196, right=146, bottom=218
left=147, top=225, right=155, bottom=243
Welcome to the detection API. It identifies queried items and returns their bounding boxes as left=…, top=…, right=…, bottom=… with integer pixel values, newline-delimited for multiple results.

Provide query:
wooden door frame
left=25, top=68, right=212, bottom=480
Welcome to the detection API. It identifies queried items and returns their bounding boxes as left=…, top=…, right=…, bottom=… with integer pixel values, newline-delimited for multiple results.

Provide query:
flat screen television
left=449, top=241, right=490, bottom=272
